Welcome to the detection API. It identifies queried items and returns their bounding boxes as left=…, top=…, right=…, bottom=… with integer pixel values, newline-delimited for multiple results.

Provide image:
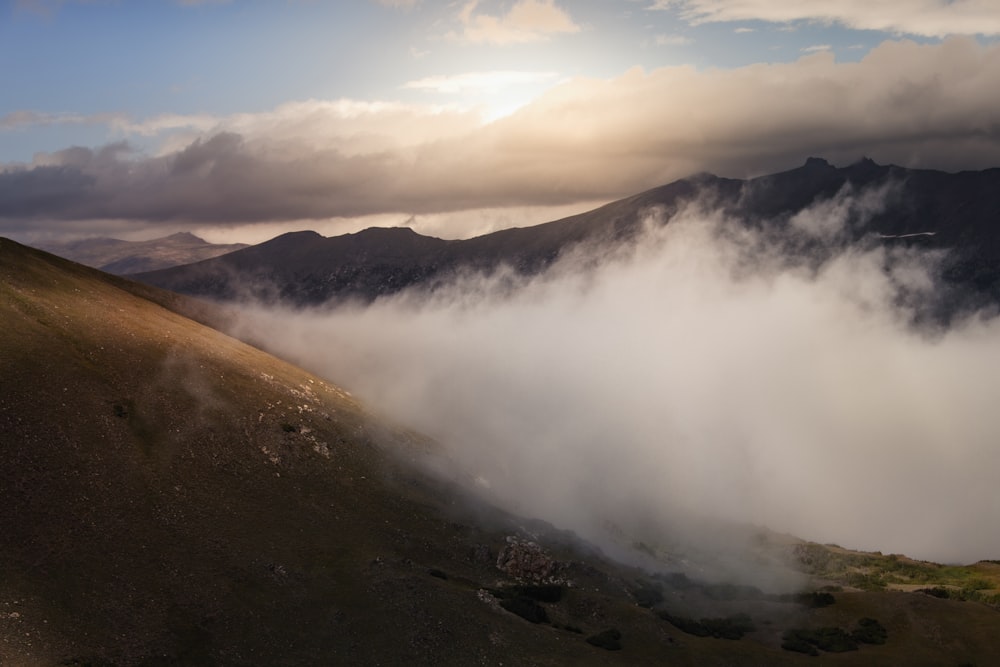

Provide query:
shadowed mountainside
left=35, top=232, right=247, bottom=275
left=3, top=239, right=1000, bottom=665
left=134, top=159, right=1000, bottom=313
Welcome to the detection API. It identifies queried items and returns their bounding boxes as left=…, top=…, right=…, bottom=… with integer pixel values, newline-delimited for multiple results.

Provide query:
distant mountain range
left=133, top=158, right=1000, bottom=316
left=35, top=231, right=248, bottom=274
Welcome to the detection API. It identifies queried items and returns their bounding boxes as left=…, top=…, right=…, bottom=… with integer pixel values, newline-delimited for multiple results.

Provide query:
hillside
left=34, top=232, right=247, bottom=275
left=133, top=159, right=1000, bottom=314
left=3, top=239, right=1000, bottom=665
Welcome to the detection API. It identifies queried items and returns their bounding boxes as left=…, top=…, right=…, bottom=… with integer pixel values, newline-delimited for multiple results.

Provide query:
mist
left=232, top=196, right=1000, bottom=567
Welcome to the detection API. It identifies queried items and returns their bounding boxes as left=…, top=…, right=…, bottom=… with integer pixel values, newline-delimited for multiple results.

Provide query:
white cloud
left=651, top=0, right=1000, bottom=38
left=801, top=44, right=832, bottom=52
left=403, top=70, right=559, bottom=94
left=455, top=0, right=580, bottom=44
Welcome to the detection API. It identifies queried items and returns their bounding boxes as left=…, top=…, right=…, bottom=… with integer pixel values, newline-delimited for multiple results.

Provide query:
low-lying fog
left=233, top=192, right=1000, bottom=566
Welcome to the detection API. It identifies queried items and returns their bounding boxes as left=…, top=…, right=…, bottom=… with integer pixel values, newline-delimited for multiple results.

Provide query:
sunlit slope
left=3, top=238, right=1000, bottom=666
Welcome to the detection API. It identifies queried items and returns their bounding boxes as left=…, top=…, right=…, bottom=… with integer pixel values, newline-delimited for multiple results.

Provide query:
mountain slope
left=3, top=239, right=1000, bottom=665
left=35, top=231, right=248, bottom=274
left=133, top=159, right=1000, bottom=311
left=0, top=238, right=619, bottom=665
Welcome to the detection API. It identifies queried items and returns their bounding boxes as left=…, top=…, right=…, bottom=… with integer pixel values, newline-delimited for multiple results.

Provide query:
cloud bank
left=3, top=37, right=1000, bottom=238
left=232, top=192, right=1000, bottom=566
left=652, top=0, right=1000, bottom=37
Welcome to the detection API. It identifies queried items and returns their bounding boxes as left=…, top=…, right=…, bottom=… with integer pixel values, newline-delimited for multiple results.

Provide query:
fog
left=232, top=196, right=1000, bottom=567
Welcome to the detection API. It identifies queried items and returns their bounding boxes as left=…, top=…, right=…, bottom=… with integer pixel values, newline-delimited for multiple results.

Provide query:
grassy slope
left=2, top=238, right=999, bottom=666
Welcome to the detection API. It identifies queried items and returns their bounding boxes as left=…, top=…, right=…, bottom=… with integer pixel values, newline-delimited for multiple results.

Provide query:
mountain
left=4, top=239, right=1000, bottom=665
left=133, top=159, right=1000, bottom=313
left=35, top=231, right=248, bottom=274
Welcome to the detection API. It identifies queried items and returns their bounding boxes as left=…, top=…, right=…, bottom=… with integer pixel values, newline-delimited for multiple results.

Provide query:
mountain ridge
left=133, top=158, right=1000, bottom=312
left=35, top=231, right=248, bottom=275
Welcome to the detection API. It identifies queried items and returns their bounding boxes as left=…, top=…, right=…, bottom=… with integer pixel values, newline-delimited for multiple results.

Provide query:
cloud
left=3, top=37, right=1000, bottom=235
left=655, top=33, right=693, bottom=46
left=230, top=192, right=1000, bottom=565
left=801, top=44, right=832, bottom=53
left=403, top=70, right=560, bottom=94
left=1, top=110, right=119, bottom=131
left=455, top=0, right=580, bottom=44
left=650, top=0, right=1000, bottom=38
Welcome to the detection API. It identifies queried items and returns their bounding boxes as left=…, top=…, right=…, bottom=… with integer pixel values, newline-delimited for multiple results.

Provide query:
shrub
left=428, top=569, right=448, bottom=580
left=586, top=628, right=622, bottom=651
left=783, top=627, right=858, bottom=653
left=852, top=617, right=888, bottom=645
left=281, top=422, right=297, bottom=433
left=499, top=596, right=549, bottom=624
left=781, top=636, right=819, bottom=656
left=846, top=572, right=887, bottom=591
left=917, top=586, right=950, bottom=599
left=658, top=612, right=754, bottom=640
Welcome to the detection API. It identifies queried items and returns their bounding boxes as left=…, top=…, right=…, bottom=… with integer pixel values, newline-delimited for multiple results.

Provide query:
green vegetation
left=793, top=543, right=1000, bottom=605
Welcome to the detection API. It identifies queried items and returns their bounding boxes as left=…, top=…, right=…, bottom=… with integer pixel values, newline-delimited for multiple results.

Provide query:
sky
left=2, top=0, right=1000, bottom=243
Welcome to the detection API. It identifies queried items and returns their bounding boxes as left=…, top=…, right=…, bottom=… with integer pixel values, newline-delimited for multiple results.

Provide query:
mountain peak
left=803, top=156, right=832, bottom=169
left=164, top=231, right=207, bottom=243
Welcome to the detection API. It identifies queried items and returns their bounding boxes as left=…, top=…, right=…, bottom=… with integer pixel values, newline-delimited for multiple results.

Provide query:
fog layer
left=234, top=197, right=1000, bottom=565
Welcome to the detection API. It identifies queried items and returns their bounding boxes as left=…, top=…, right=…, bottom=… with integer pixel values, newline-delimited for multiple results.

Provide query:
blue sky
left=2, top=0, right=999, bottom=241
